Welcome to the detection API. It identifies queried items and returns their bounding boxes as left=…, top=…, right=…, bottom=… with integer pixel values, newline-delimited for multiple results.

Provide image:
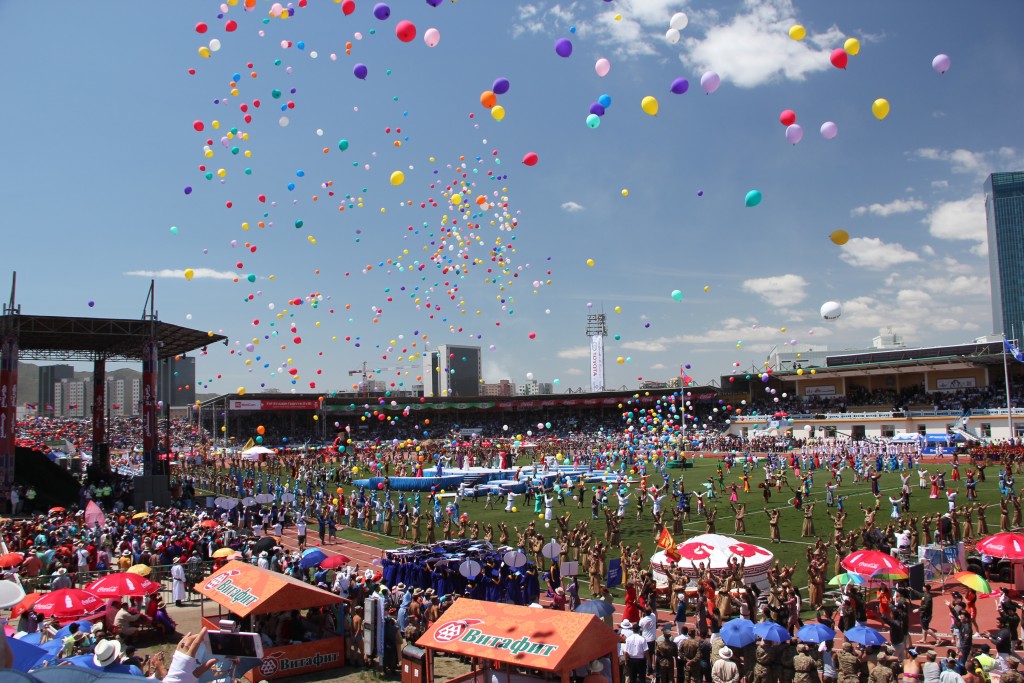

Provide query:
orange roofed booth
left=197, top=560, right=346, bottom=681
left=410, top=599, right=621, bottom=683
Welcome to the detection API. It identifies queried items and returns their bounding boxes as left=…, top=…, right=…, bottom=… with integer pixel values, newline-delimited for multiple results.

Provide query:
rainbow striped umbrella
left=951, top=571, right=992, bottom=594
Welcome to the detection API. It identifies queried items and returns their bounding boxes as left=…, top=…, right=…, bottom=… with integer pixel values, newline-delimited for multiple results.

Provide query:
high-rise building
left=421, top=345, right=482, bottom=397
left=518, top=380, right=553, bottom=396
left=481, top=379, right=516, bottom=396
left=38, top=364, right=74, bottom=414
left=159, top=356, right=197, bottom=407
left=986, top=172, right=1024, bottom=338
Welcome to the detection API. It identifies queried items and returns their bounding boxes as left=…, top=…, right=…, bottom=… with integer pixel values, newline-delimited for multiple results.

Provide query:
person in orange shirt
left=878, top=588, right=891, bottom=622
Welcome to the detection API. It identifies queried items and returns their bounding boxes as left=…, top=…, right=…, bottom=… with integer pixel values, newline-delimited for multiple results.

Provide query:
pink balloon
left=819, top=121, right=838, bottom=139
left=423, top=27, right=440, bottom=47
left=785, top=124, right=803, bottom=144
left=932, top=53, right=951, bottom=74
left=595, top=58, right=611, bottom=78
left=700, top=71, right=720, bottom=94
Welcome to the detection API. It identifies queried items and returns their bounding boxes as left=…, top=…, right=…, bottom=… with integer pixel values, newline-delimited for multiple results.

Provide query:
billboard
left=590, top=335, right=604, bottom=392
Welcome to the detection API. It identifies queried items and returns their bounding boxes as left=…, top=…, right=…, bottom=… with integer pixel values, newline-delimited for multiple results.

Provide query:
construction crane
left=347, top=361, right=419, bottom=397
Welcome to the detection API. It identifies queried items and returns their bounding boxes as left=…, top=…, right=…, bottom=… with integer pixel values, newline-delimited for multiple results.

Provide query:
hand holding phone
left=203, top=630, right=265, bottom=659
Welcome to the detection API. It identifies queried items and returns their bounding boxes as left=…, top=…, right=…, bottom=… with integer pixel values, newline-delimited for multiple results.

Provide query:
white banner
left=936, top=377, right=976, bottom=391
left=804, top=385, right=837, bottom=396
left=228, top=399, right=262, bottom=410
left=590, top=335, right=605, bottom=392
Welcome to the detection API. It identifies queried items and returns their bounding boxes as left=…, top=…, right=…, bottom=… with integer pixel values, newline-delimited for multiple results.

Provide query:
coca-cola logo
left=434, top=619, right=482, bottom=643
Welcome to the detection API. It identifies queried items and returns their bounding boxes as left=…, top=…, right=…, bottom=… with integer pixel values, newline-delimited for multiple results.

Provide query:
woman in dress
left=929, top=475, right=940, bottom=499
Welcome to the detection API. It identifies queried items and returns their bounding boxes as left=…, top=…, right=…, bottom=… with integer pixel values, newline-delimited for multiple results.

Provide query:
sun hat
left=719, top=647, right=733, bottom=660
left=93, top=639, right=123, bottom=668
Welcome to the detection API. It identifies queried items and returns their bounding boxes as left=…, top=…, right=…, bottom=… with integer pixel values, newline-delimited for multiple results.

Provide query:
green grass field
left=310, top=456, right=1008, bottom=596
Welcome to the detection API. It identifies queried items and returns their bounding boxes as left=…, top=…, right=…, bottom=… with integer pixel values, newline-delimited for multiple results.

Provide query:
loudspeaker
left=908, top=562, right=924, bottom=592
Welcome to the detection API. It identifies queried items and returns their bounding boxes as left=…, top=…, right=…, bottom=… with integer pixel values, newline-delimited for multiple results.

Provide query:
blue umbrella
left=299, top=548, right=328, bottom=570
left=752, top=620, right=791, bottom=642
left=9, top=638, right=49, bottom=672
left=53, top=620, right=94, bottom=640
left=796, top=623, right=837, bottom=644
left=574, top=600, right=615, bottom=618
left=720, top=618, right=756, bottom=648
left=844, top=625, right=886, bottom=646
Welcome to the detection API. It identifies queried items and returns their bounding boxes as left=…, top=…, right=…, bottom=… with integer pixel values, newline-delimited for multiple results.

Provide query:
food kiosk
left=197, top=560, right=346, bottom=681
left=412, top=598, right=621, bottom=683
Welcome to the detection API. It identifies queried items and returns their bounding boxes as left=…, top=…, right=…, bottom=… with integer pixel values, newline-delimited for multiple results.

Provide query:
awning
left=416, top=598, right=619, bottom=673
left=197, top=561, right=343, bottom=618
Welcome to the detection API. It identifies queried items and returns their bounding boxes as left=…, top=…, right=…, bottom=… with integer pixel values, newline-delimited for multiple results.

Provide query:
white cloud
left=916, top=147, right=1024, bottom=181
left=560, top=201, right=584, bottom=213
left=650, top=363, right=667, bottom=370
left=680, top=0, right=846, bottom=88
left=925, top=194, right=987, bottom=256
left=838, top=237, right=921, bottom=270
left=851, top=198, right=926, bottom=217
left=564, top=367, right=583, bottom=376
left=124, top=268, right=236, bottom=280
left=621, top=340, right=668, bottom=352
left=557, top=346, right=590, bottom=360
left=741, top=274, right=807, bottom=306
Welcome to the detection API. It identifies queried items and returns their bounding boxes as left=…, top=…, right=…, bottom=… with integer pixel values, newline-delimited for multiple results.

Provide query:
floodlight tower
left=586, top=312, right=608, bottom=392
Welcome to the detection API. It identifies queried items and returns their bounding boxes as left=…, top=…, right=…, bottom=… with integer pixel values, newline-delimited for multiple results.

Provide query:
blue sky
left=2, top=0, right=1022, bottom=395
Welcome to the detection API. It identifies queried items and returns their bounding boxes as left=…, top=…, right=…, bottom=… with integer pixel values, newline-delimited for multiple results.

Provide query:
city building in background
left=986, top=171, right=1024, bottom=339
left=37, top=364, right=73, bottom=415
left=518, top=379, right=554, bottom=396
left=481, top=379, right=516, bottom=396
left=422, top=345, right=482, bottom=397
left=158, top=356, right=196, bottom=407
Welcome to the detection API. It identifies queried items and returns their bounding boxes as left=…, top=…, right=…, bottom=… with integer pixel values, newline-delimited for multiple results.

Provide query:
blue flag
left=1005, top=338, right=1024, bottom=363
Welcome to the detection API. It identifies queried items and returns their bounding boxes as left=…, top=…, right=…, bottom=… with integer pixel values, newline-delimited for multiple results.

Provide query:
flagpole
left=1004, top=334, right=1014, bottom=439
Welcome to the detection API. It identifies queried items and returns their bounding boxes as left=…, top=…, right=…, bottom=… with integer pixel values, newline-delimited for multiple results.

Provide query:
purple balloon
left=819, top=121, right=838, bottom=140
left=932, top=53, right=951, bottom=74
left=426, top=0, right=443, bottom=5
left=492, top=77, right=510, bottom=95
left=184, top=186, right=193, bottom=195
left=353, top=63, right=368, bottom=79
left=700, top=71, right=720, bottom=94
left=555, top=38, right=573, bottom=58
left=373, top=2, right=390, bottom=20
left=785, top=124, right=803, bottom=144
left=589, top=102, right=606, bottom=117
left=670, top=77, right=689, bottom=94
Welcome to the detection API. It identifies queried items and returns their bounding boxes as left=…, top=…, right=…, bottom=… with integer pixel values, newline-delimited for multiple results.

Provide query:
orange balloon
left=475, top=195, right=487, bottom=206
left=480, top=90, right=497, bottom=109
left=256, top=425, right=266, bottom=435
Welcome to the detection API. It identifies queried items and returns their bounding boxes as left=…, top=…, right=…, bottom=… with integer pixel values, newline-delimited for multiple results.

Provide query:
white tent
left=240, top=446, right=275, bottom=460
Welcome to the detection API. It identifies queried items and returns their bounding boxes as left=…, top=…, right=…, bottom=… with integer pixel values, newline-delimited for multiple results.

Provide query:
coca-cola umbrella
left=320, top=554, right=352, bottom=570
left=976, top=532, right=1024, bottom=560
left=32, top=589, right=104, bottom=620
left=85, top=572, right=161, bottom=598
left=841, top=549, right=908, bottom=578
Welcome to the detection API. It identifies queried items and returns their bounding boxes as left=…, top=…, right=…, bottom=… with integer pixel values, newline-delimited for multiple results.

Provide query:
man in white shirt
left=638, top=607, right=657, bottom=670
left=623, top=624, right=648, bottom=683
left=296, top=519, right=307, bottom=550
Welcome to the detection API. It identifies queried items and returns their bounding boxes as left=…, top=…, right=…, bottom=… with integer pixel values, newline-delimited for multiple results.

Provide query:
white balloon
left=669, top=12, right=688, bottom=31
left=665, top=28, right=680, bottom=44
left=820, top=301, right=843, bottom=320
left=526, top=372, right=534, bottom=381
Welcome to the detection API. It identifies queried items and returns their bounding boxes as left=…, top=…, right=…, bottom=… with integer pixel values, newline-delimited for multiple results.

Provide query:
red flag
left=657, top=527, right=675, bottom=551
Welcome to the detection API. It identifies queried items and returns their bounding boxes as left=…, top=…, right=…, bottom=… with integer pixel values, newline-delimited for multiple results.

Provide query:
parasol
left=212, top=547, right=237, bottom=559
left=85, top=572, right=161, bottom=598
left=796, top=623, right=836, bottom=643
left=574, top=600, right=615, bottom=618
left=951, top=571, right=992, bottom=594
left=0, top=553, right=25, bottom=569
left=752, top=620, right=790, bottom=642
left=976, top=532, right=1024, bottom=560
left=126, top=564, right=152, bottom=577
left=32, top=588, right=103, bottom=620
left=299, top=548, right=328, bottom=570
left=844, top=625, right=887, bottom=646
left=720, top=619, right=756, bottom=647
left=320, top=554, right=352, bottom=570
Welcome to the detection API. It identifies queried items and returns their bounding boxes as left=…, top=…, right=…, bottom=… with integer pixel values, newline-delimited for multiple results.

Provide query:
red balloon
left=225, top=20, right=238, bottom=32
left=830, top=48, right=848, bottom=69
left=522, top=152, right=539, bottom=166
left=195, top=22, right=208, bottom=33
left=779, top=110, right=796, bottom=126
left=341, top=0, right=355, bottom=15
left=193, top=120, right=204, bottom=131
left=395, top=20, right=416, bottom=42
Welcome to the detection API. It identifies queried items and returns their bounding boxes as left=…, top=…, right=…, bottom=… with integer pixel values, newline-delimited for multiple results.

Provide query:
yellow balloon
left=238, top=387, right=246, bottom=395
left=872, top=98, right=890, bottom=120
left=491, top=105, right=505, bottom=121
left=183, top=268, right=195, bottom=281
left=703, top=285, right=710, bottom=293
left=641, top=95, right=659, bottom=116
left=586, top=259, right=595, bottom=267
left=451, top=193, right=463, bottom=205
left=390, top=170, right=405, bottom=186
left=829, top=229, right=850, bottom=246
left=788, top=24, right=806, bottom=41
left=797, top=368, right=804, bottom=375
left=621, top=188, right=629, bottom=197
left=198, top=46, right=212, bottom=58
left=844, top=37, right=860, bottom=56
left=614, top=306, right=622, bottom=314
left=511, top=507, right=517, bottom=513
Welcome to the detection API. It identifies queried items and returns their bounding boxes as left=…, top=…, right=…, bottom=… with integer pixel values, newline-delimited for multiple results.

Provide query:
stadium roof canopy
left=0, top=314, right=226, bottom=362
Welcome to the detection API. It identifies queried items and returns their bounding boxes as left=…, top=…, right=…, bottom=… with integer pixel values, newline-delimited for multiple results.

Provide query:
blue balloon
left=598, top=94, right=612, bottom=108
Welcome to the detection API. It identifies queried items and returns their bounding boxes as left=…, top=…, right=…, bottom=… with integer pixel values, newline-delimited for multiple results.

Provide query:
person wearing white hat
left=712, top=647, right=739, bottom=683
left=171, top=554, right=188, bottom=607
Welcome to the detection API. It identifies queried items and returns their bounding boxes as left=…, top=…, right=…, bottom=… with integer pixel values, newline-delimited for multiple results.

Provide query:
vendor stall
left=650, top=533, right=774, bottom=592
left=411, top=598, right=620, bottom=683
left=197, top=560, right=346, bottom=681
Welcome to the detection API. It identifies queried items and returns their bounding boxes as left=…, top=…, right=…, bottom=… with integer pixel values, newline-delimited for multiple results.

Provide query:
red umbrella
left=320, top=554, right=352, bottom=570
left=841, top=549, right=908, bottom=576
left=48, top=507, right=66, bottom=514
left=201, top=520, right=220, bottom=528
left=9, top=592, right=41, bottom=619
left=0, top=553, right=24, bottom=569
left=976, top=532, right=1024, bottom=560
left=85, top=572, right=161, bottom=598
left=32, top=588, right=103, bottom=619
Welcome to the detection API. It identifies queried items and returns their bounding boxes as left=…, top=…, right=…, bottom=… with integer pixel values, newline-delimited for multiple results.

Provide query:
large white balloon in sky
left=820, top=301, right=843, bottom=320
